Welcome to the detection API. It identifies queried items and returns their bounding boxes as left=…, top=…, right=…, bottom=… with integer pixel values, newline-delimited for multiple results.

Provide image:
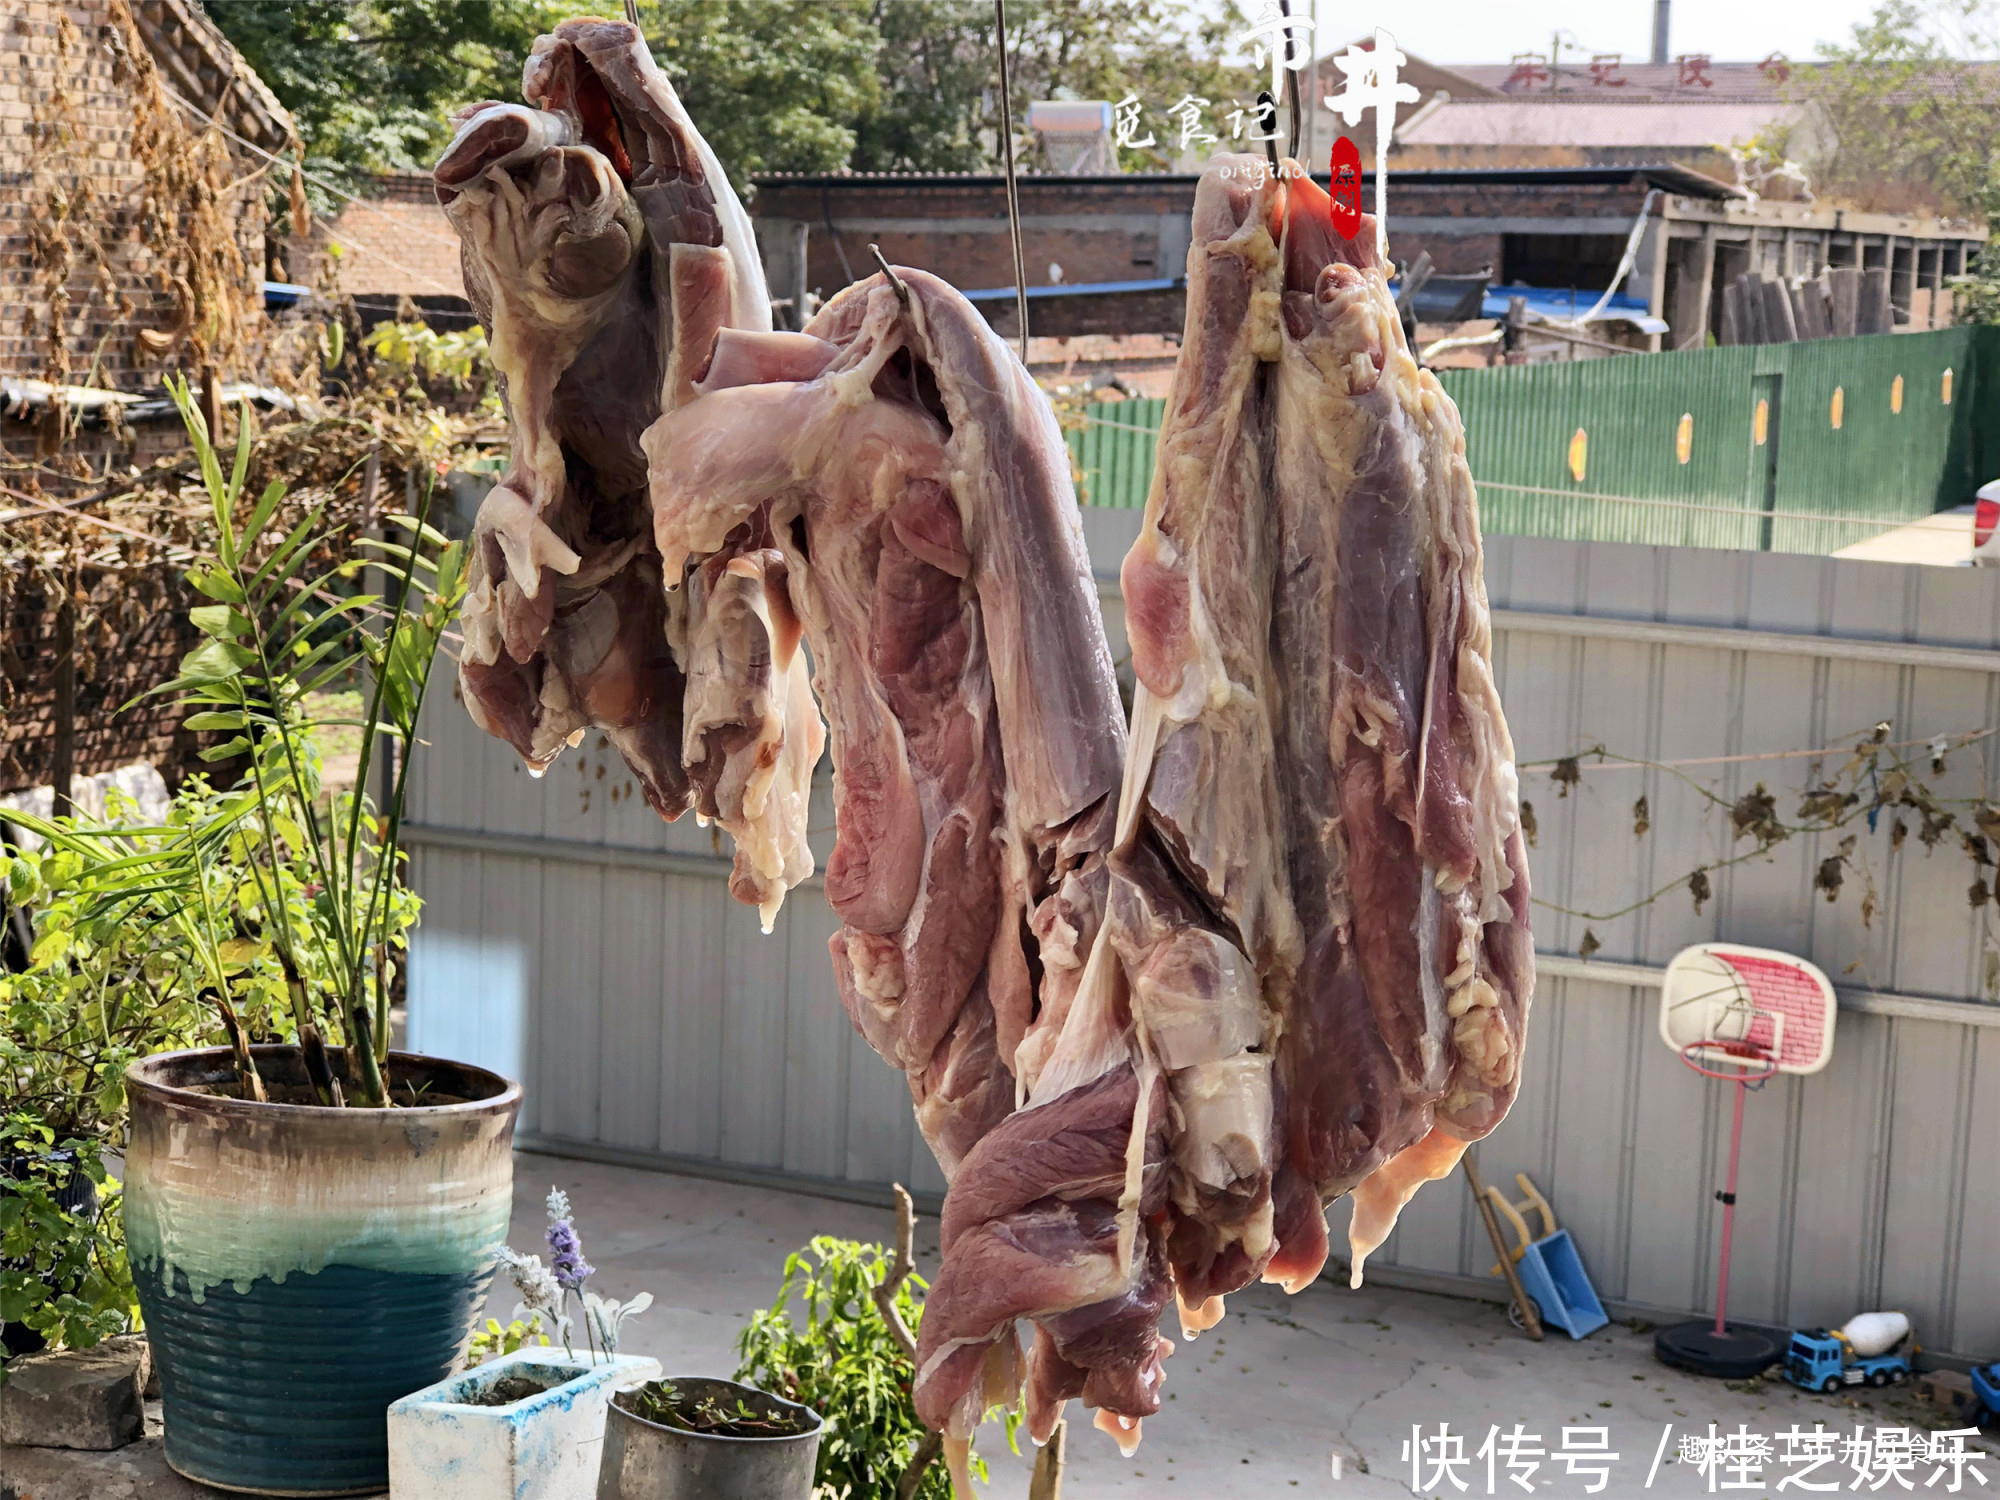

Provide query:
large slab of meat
left=645, top=270, right=1127, bottom=1172
left=910, top=156, right=1533, bottom=1462
left=435, top=19, right=820, bottom=922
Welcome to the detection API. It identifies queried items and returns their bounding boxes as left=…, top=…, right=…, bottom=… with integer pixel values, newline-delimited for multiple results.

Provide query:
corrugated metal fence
left=405, top=518, right=2000, bottom=1359
left=1068, top=327, right=1999, bottom=556
left=1065, top=396, right=1164, bottom=511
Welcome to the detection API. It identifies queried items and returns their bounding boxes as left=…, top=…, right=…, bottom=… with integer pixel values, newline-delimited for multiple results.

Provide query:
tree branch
left=873, top=1181, right=919, bottom=1359
left=899, top=1429, right=944, bottom=1500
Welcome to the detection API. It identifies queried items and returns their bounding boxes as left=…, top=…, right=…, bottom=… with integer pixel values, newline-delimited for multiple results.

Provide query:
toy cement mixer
left=1782, top=1312, right=1916, bottom=1393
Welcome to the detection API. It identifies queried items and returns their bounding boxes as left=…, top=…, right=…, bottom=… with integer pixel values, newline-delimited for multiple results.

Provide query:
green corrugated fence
left=1067, top=326, right=2000, bottom=554
left=1065, top=396, right=1165, bottom=511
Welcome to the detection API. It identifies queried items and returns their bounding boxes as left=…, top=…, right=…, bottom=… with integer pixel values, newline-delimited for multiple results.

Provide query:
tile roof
left=1399, top=97, right=1796, bottom=149
left=135, top=0, right=295, bottom=155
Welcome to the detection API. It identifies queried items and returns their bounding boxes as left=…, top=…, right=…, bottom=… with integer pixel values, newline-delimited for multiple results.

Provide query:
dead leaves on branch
left=1529, top=720, right=1999, bottom=937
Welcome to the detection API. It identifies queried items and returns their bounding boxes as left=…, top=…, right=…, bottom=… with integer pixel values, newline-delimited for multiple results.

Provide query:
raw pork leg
left=922, top=155, right=1534, bottom=1459
left=436, top=19, right=796, bottom=844
left=681, top=541, right=822, bottom=929
left=913, top=156, right=1298, bottom=1456
left=645, top=271, right=1124, bottom=1182
left=1257, top=163, right=1533, bottom=1294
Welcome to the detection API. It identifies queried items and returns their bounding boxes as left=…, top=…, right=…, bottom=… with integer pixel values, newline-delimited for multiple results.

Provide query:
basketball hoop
left=1676, top=1039, right=1777, bottom=1085
left=1654, top=944, right=1837, bottom=1379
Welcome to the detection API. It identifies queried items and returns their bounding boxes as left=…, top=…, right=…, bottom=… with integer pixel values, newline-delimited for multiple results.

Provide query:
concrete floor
left=1832, top=504, right=1975, bottom=567
left=8, top=1150, right=1989, bottom=1499
left=506, top=1151, right=1997, bottom=1499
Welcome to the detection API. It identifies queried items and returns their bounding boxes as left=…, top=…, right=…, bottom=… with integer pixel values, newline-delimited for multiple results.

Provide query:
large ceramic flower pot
left=124, top=1045, right=520, bottom=1497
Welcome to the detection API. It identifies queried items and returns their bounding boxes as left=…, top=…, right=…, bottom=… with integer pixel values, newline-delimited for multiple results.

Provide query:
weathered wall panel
left=407, top=523, right=1999, bottom=1354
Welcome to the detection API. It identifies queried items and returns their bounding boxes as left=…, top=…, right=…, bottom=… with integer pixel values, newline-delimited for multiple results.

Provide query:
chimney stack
left=1651, top=0, right=1671, bottom=66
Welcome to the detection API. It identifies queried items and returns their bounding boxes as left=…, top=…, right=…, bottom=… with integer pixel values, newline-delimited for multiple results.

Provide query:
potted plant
left=388, top=1193, right=661, bottom=1499
left=598, top=1379, right=825, bottom=1500
left=13, top=380, right=516, bottom=1495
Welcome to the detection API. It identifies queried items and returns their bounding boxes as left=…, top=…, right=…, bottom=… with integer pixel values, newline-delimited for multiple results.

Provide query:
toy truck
left=1783, top=1328, right=1913, bottom=1393
left=1973, top=1362, right=1999, bottom=1426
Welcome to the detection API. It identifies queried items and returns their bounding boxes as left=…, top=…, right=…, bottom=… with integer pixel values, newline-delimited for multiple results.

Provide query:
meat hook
left=869, top=243, right=913, bottom=308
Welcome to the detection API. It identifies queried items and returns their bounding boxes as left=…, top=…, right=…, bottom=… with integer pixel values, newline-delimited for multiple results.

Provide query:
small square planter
left=388, top=1348, right=663, bottom=1500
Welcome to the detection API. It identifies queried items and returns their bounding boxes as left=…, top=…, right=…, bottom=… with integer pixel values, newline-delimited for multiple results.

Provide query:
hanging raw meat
left=435, top=19, right=824, bottom=918
left=912, top=155, right=1533, bottom=1463
left=645, top=269, right=1126, bottom=1174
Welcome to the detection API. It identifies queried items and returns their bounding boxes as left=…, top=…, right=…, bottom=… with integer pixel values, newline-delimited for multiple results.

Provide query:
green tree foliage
left=642, top=0, right=884, bottom=181
left=206, top=1, right=564, bottom=184
left=1003, top=0, right=1259, bottom=171
left=209, top=0, right=1261, bottom=190
left=1796, top=0, right=2000, bottom=217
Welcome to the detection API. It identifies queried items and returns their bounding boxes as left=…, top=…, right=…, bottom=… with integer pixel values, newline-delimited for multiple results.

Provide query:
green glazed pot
left=125, top=1045, right=520, bottom=1497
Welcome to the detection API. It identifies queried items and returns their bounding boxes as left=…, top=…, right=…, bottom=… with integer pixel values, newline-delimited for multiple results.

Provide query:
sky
left=1224, top=1, right=1893, bottom=66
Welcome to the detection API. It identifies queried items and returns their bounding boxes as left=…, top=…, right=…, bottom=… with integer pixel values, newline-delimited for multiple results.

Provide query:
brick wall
left=750, top=171, right=1671, bottom=334
left=0, top=1, right=270, bottom=397
left=0, top=558, right=210, bottom=793
left=0, top=0, right=279, bottom=791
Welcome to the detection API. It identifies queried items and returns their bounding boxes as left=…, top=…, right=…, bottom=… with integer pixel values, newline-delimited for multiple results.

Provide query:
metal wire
left=1279, top=0, right=1304, bottom=157
left=993, top=0, right=1030, bottom=360
left=624, top=0, right=640, bottom=27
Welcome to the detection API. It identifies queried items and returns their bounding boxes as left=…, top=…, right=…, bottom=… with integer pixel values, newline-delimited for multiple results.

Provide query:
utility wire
left=160, top=82, right=465, bottom=256
left=993, top=0, right=1030, bottom=361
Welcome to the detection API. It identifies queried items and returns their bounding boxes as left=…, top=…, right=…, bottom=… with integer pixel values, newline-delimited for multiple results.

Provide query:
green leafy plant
left=9, top=378, right=466, bottom=1108
left=627, top=1380, right=815, bottom=1438
left=466, top=1315, right=549, bottom=1368
left=736, top=1234, right=1011, bottom=1500
left=362, top=320, right=494, bottom=406
left=0, top=1122, right=129, bottom=1361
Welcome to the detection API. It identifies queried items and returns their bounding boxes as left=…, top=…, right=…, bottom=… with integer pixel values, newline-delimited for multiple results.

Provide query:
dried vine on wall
left=107, top=0, right=258, bottom=381
left=1521, top=721, right=2000, bottom=995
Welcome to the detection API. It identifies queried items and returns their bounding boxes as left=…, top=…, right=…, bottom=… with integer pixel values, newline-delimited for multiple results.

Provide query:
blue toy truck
left=1783, top=1329, right=1913, bottom=1393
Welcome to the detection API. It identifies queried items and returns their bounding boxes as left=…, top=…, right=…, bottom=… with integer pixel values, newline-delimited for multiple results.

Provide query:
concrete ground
left=8, top=1150, right=1991, bottom=1499
left=1832, top=504, right=1975, bottom=567
left=510, top=1151, right=1997, bottom=1499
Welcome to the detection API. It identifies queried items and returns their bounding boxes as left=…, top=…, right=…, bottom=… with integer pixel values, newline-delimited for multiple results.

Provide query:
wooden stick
left=1029, top=1416, right=1067, bottom=1500
left=898, top=1430, right=944, bottom=1500
left=49, top=565, right=76, bottom=815
left=873, top=1182, right=920, bottom=1358
left=1464, top=1153, right=1543, bottom=1340
left=878, top=1183, right=939, bottom=1498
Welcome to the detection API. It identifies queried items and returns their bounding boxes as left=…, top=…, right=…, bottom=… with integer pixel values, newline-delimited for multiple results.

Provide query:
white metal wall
left=406, top=516, right=2000, bottom=1356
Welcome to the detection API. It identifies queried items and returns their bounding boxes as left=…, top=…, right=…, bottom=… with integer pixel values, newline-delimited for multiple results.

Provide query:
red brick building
left=750, top=165, right=1983, bottom=354
left=0, top=0, right=293, bottom=411
left=1, top=0, right=295, bottom=795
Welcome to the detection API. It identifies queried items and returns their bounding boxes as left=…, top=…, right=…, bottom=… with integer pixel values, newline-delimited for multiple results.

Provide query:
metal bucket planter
left=124, top=1045, right=520, bottom=1497
left=596, top=1378, right=824, bottom=1500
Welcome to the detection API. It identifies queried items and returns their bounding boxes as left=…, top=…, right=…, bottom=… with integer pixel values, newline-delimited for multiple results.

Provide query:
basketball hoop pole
left=1713, top=1072, right=1750, bottom=1337
left=1656, top=943, right=1833, bottom=1380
